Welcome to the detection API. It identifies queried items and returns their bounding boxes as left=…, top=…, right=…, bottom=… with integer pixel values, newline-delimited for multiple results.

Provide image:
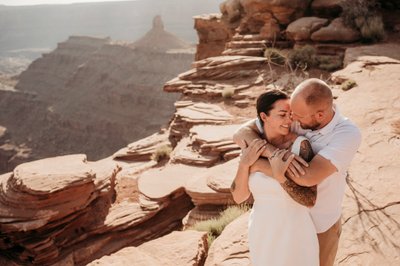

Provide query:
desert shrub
left=189, top=204, right=250, bottom=246
left=288, top=45, right=318, bottom=69
left=221, top=87, right=235, bottom=98
left=316, top=55, right=343, bottom=72
left=341, top=79, right=357, bottom=91
left=340, top=0, right=385, bottom=42
left=264, top=48, right=287, bottom=65
left=151, top=144, right=172, bottom=162
left=359, top=15, right=385, bottom=42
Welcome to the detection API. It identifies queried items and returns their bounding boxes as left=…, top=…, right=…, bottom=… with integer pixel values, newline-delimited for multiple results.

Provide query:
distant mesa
left=132, top=15, right=194, bottom=53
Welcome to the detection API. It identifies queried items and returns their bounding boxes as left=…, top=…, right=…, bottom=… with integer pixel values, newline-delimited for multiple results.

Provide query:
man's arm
left=251, top=140, right=317, bottom=207
left=233, top=119, right=277, bottom=158
left=234, top=119, right=308, bottom=177
left=252, top=153, right=336, bottom=187
left=289, top=127, right=362, bottom=186
left=279, top=140, right=317, bottom=207
left=253, top=127, right=362, bottom=187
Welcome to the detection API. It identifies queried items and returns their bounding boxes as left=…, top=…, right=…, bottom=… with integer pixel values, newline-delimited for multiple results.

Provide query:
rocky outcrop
left=184, top=157, right=242, bottom=227
left=170, top=124, right=241, bottom=166
left=205, top=212, right=251, bottom=266
left=169, top=101, right=233, bottom=145
left=0, top=154, right=118, bottom=265
left=88, top=230, right=208, bottom=266
left=0, top=154, right=196, bottom=265
left=0, top=21, right=194, bottom=173
left=113, top=131, right=171, bottom=161
left=133, top=15, right=193, bottom=53
left=194, top=14, right=231, bottom=61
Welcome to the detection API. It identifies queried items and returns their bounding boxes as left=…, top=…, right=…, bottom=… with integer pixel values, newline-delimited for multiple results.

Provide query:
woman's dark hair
left=256, top=89, right=289, bottom=126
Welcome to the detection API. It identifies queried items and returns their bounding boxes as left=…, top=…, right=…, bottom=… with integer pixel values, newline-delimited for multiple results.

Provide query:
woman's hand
left=270, top=149, right=295, bottom=183
left=239, top=139, right=267, bottom=168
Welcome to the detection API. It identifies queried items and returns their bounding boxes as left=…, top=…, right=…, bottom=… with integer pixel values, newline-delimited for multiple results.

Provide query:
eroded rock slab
left=88, top=230, right=208, bottom=266
left=205, top=212, right=251, bottom=266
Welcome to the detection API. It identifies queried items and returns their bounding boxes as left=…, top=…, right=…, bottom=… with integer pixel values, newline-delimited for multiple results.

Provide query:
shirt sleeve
left=317, top=124, right=362, bottom=174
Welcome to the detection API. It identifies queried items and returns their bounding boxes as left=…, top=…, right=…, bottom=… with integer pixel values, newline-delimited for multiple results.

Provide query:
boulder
left=286, top=17, right=329, bottom=41
left=311, top=18, right=361, bottom=43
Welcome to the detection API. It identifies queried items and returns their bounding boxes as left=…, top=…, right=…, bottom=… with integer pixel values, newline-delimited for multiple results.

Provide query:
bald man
left=233, top=78, right=361, bottom=266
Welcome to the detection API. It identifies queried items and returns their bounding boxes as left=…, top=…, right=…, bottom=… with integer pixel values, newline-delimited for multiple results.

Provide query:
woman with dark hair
left=230, top=90, right=319, bottom=266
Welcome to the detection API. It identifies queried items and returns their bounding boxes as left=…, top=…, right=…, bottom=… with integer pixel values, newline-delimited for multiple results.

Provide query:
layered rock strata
left=0, top=17, right=194, bottom=173
left=87, top=230, right=208, bottom=266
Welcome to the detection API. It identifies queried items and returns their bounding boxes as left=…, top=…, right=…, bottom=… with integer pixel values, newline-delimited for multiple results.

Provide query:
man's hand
left=270, top=149, right=295, bottom=183
left=239, top=139, right=267, bottom=168
left=283, top=151, right=308, bottom=178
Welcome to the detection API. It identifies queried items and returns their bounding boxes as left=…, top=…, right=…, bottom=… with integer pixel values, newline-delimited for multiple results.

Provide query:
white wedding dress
left=248, top=136, right=319, bottom=266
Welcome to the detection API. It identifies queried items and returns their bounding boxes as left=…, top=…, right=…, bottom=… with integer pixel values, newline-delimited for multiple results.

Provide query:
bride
left=230, top=90, right=319, bottom=266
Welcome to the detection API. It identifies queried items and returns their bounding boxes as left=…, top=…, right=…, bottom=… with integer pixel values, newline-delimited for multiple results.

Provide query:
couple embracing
left=231, top=78, right=361, bottom=266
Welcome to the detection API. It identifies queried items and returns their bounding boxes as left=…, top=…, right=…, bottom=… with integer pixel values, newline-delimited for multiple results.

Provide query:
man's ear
left=315, top=111, right=324, bottom=121
left=259, top=112, right=268, bottom=123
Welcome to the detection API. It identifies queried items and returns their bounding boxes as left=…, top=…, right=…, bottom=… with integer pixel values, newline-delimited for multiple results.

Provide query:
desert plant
left=359, top=15, right=385, bottom=42
left=221, top=87, right=235, bottom=98
left=288, top=45, right=318, bottom=69
left=264, top=48, right=287, bottom=65
left=316, top=55, right=343, bottom=72
left=189, top=204, right=250, bottom=246
left=340, top=0, right=385, bottom=42
left=151, top=144, right=172, bottom=162
left=341, top=79, right=357, bottom=91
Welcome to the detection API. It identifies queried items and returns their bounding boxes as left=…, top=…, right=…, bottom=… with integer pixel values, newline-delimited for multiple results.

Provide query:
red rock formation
left=0, top=30, right=193, bottom=173
left=194, top=14, right=231, bottom=61
left=88, top=230, right=208, bottom=266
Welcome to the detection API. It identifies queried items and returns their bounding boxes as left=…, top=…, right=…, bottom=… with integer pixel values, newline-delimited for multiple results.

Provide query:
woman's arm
left=230, top=139, right=266, bottom=204
left=251, top=140, right=317, bottom=207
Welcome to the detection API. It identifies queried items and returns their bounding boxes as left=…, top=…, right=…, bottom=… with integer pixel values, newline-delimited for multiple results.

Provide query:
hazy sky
left=0, top=0, right=135, bottom=6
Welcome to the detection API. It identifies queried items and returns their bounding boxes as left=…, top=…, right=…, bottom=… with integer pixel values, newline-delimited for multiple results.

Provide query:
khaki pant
left=317, top=218, right=342, bottom=266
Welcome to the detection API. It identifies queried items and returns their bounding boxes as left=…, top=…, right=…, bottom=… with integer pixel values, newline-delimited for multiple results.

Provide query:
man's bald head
left=291, top=78, right=333, bottom=110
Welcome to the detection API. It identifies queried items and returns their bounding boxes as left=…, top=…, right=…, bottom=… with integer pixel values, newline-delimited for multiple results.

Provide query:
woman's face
left=261, top=99, right=292, bottom=136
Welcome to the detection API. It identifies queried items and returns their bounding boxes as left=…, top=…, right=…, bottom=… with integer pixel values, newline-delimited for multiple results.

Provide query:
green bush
left=151, top=144, right=172, bottom=162
left=264, top=48, right=287, bottom=65
left=221, top=87, right=235, bottom=98
left=340, top=0, right=385, bottom=42
left=189, top=205, right=250, bottom=246
left=341, top=79, right=357, bottom=91
left=316, top=55, right=343, bottom=72
left=288, top=45, right=318, bottom=69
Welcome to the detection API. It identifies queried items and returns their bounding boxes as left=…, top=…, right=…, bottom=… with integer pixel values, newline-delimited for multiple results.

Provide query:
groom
left=233, top=78, right=361, bottom=266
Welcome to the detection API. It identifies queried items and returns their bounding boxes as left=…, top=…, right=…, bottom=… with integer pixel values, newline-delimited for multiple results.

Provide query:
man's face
left=290, top=97, right=321, bottom=130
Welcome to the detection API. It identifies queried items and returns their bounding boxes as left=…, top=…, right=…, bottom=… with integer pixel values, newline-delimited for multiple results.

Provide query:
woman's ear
left=260, top=112, right=268, bottom=123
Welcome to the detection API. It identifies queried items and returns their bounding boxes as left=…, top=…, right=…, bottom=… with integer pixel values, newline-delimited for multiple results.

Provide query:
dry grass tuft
left=188, top=204, right=250, bottom=246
